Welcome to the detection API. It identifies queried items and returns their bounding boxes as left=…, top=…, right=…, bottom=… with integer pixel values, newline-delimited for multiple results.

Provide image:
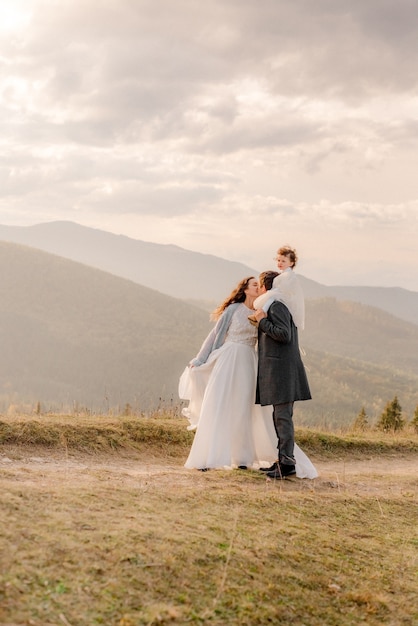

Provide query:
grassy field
left=1, top=414, right=417, bottom=626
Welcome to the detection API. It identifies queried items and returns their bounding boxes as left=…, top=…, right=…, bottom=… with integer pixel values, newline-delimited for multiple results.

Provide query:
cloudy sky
left=1, top=0, right=418, bottom=291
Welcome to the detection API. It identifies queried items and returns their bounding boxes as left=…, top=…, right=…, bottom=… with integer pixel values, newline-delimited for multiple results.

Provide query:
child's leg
left=261, top=297, right=275, bottom=313
left=248, top=296, right=276, bottom=326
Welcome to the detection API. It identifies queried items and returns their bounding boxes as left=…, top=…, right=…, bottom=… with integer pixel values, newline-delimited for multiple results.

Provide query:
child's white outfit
left=253, top=267, right=305, bottom=330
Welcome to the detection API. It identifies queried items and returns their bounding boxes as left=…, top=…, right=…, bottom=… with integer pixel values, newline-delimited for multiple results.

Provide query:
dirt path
left=1, top=446, right=418, bottom=497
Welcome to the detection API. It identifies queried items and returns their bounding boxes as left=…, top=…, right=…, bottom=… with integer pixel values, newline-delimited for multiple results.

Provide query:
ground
left=1, top=445, right=417, bottom=625
left=1, top=446, right=417, bottom=495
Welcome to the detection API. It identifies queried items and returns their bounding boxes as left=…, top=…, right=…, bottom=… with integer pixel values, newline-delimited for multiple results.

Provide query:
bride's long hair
left=210, top=276, right=255, bottom=321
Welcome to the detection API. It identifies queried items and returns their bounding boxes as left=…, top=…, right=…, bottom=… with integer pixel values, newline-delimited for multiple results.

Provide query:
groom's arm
left=258, top=302, right=292, bottom=343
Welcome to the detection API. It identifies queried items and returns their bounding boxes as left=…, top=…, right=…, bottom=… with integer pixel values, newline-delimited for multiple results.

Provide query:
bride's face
left=245, top=279, right=259, bottom=299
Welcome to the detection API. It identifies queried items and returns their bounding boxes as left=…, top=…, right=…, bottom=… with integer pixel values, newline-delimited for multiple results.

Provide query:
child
left=248, top=245, right=305, bottom=330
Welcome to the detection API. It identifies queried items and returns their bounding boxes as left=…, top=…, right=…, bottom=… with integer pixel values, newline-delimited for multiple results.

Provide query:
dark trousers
left=273, top=402, right=295, bottom=466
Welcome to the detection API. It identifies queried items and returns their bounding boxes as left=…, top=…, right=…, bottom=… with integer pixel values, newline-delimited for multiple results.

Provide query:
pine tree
left=411, top=405, right=418, bottom=434
left=377, top=396, right=405, bottom=432
left=352, top=406, right=368, bottom=431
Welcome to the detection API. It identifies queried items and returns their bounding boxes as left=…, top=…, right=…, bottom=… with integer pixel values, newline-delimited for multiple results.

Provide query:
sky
left=1, top=0, right=418, bottom=291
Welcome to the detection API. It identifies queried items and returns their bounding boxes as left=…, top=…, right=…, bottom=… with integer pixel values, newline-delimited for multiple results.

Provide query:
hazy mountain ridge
left=0, top=221, right=417, bottom=325
left=0, top=221, right=257, bottom=307
left=301, top=278, right=418, bottom=327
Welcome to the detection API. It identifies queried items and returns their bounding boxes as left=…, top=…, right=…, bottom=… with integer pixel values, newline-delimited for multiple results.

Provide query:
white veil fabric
left=254, top=269, right=305, bottom=330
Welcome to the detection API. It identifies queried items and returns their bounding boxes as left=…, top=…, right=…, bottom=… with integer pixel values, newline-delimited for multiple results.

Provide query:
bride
left=179, top=276, right=317, bottom=479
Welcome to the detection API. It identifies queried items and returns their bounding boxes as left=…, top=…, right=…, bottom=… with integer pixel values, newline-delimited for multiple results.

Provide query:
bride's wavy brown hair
left=210, top=276, right=255, bottom=321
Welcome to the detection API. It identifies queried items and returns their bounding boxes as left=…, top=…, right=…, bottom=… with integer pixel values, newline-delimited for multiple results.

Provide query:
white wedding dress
left=179, top=303, right=317, bottom=478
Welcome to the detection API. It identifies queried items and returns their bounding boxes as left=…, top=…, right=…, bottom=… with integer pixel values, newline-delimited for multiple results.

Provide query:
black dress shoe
left=266, top=464, right=296, bottom=479
left=260, top=461, right=279, bottom=472
left=237, top=465, right=247, bottom=470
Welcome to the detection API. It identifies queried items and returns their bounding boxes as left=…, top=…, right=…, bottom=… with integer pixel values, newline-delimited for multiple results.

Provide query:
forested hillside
left=294, top=298, right=418, bottom=426
left=297, top=348, right=417, bottom=427
left=303, top=298, right=418, bottom=375
left=0, top=242, right=211, bottom=413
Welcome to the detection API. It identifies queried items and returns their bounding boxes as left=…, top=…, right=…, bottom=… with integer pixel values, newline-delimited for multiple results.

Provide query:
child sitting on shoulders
left=248, top=245, right=305, bottom=330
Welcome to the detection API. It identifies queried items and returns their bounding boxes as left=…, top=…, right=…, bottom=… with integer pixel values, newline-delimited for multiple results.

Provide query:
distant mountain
left=304, top=298, right=418, bottom=375
left=0, top=241, right=417, bottom=426
left=0, top=241, right=211, bottom=413
left=0, top=221, right=417, bottom=325
left=0, top=221, right=258, bottom=305
left=301, top=278, right=418, bottom=327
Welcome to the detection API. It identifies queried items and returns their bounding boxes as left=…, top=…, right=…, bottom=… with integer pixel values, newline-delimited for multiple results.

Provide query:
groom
left=254, top=270, right=312, bottom=479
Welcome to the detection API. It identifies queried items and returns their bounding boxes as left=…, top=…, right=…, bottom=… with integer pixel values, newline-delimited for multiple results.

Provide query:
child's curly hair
left=277, top=245, right=298, bottom=267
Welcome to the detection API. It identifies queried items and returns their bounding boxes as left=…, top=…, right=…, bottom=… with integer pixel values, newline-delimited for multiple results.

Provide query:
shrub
left=352, top=406, right=368, bottom=431
left=411, top=405, right=418, bottom=434
left=377, top=396, right=405, bottom=432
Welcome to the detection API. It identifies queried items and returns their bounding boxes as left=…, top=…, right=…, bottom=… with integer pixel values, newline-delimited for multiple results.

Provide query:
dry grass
left=1, top=414, right=417, bottom=626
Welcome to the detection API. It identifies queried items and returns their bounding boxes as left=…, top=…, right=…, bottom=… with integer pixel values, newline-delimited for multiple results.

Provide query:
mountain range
left=0, top=223, right=417, bottom=426
left=0, top=241, right=211, bottom=414
left=0, top=221, right=417, bottom=325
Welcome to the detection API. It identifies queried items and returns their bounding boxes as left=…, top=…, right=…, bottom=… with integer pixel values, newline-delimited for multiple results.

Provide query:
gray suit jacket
left=256, top=300, right=311, bottom=406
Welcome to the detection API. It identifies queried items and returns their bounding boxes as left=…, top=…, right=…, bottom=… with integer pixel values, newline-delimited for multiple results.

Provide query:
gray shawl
left=190, top=302, right=240, bottom=366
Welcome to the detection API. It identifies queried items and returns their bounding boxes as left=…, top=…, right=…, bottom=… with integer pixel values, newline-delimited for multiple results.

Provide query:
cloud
left=5, top=0, right=418, bottom=157
left=7, top=1, right=418, bottom=131
left=1, top=0, right=418, bottom=289
left=86, top=182, right=224, bottom=217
